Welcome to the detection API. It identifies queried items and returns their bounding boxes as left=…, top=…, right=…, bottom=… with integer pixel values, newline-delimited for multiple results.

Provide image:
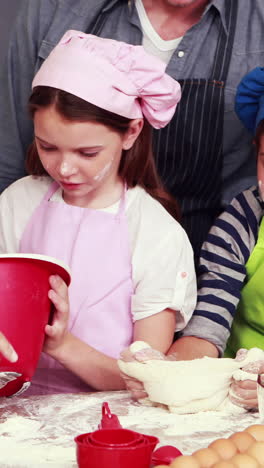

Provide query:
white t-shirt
left=135, top=0, right=183, bottom=64
left=0, top=176, right=197, bottom=330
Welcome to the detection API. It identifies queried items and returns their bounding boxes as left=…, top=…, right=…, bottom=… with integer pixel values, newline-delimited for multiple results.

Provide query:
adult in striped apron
left=90, top=0, right=238, bottom=264
left=153, top=1, right=238, bottom=263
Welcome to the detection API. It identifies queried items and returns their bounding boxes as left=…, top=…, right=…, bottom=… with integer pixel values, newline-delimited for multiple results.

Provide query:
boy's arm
left=168, top=335, right=219, bottom=359
left=180, top=188, right=262, bottom=355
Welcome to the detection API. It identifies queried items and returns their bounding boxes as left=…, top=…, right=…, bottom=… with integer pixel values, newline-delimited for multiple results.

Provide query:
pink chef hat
left=32, top=30, right=181, bottom=129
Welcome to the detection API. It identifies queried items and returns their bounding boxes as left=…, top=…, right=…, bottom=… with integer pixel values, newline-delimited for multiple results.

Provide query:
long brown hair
left=27, top=86, right=180, bottom=220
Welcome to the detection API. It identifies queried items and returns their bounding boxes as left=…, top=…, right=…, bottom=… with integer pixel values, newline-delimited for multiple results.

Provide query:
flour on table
left=0, top=438, right=75, bottom=466
left=0, top=416, right=75, bottom=466
left=0, top=415, right=41, bottom=434
left=0, top=389, right=260, bottom=465
left=118, top=341, right=264, bottom=414
left=0, top=371, right=21, bottom=388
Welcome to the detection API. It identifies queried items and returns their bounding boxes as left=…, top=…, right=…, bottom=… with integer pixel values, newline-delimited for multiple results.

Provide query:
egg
left=229, top=453, right=259, bottom=468
left=245, top=424, right=264, bottom=442
left=192, top=447, right=220, bottom=466
left=210, top=462, right=236, bottom=468
left=246, top=440, right=264, bottom=464
left=170, top=455, right=201, bottom=467
left=228, top=431, right=255, bottom=453
left=208, top=438, right=237, bottom=460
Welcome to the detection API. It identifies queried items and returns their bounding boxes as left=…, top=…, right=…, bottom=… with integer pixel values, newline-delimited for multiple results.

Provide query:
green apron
left=224, top=217, right=264, bottom=357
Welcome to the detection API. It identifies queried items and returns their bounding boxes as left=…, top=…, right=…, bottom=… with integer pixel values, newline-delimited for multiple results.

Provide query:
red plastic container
left=0, top=253, right=71, bottom=397
left=75, top=431, right=158, bottom=468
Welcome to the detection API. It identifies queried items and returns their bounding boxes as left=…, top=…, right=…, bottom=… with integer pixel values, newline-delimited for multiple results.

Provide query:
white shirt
left=0, top=176, right=197, bottom=330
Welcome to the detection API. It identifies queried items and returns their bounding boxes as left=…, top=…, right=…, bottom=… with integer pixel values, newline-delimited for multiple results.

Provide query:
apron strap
left=88, top=0, right=127, bottom=35
left=116, top=183, right=127, bottom=217
left=43, top=181, right=60, bottom=202
left=211, top=0, right=238, bottom=81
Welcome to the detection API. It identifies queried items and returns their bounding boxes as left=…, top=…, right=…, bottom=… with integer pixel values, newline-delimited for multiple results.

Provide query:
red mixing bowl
left=0, top=253, right=71, bottom=397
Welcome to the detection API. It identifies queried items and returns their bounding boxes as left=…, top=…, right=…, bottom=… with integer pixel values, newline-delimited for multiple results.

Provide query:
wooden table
left=0, top=390, right=261, bottom=467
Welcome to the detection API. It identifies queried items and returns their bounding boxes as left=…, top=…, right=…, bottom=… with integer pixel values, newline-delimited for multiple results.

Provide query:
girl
left=0, top=31, right=196, bottom=395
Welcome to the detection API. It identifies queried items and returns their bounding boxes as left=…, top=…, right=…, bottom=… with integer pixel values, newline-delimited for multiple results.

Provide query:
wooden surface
left=0, top=390, right=261, bottom=467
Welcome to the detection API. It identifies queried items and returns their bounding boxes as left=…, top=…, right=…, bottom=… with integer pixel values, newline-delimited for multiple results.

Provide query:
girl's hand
left=229, top=348, right=264, bottom=410
left=43, top=275, right=70, bottom=356
left=120, top=346, right=168, bottom=400
left=0, top=332, right=18, bottom=363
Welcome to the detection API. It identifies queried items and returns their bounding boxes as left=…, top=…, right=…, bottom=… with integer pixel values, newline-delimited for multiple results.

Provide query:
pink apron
left=19, top=181, right=134, bottom=394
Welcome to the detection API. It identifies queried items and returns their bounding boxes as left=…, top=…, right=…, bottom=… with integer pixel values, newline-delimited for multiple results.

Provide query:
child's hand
left=229, top=377, right=259, bottom=410
left=120, top=346, right=167, bottom=400
left=229, top=348, right=264, bottom=410
left=43, top=275, right=69, bottom=355
left=0, top=332, right=18, bottom=363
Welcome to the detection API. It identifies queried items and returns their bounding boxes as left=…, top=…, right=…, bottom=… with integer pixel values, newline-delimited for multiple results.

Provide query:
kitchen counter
left=0, top=390, right=261, bottom=467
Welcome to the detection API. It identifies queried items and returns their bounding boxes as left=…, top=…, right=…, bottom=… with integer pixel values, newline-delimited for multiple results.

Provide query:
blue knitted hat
left=235, top=67, right=264, bottom=135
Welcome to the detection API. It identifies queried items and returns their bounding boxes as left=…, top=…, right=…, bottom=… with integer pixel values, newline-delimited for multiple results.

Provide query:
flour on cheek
left=93, top=159, right=113, bottom=182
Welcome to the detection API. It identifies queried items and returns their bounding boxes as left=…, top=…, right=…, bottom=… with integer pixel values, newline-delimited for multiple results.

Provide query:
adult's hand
left=229, top=348, right=264, bottom=410
left=0, top=332, right=18, bottom=363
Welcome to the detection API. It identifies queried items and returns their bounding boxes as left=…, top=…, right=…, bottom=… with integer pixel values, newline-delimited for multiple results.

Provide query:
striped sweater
left=182, top=186, right=264, bottom=355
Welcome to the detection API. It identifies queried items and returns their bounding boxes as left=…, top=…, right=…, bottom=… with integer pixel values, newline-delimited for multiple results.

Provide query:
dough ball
left=232, top=369, right=258, bottom=382
left=228, top=431, right=255, bottom=453
left=192, top=447, right=220, bottom=466
left=241, top=347, right=264, bottom=364
left=129, top=341, right=151, bottom=353
left=208, top=438, right=237, bottom=460
left=244, top=424, right=264, bottom=441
